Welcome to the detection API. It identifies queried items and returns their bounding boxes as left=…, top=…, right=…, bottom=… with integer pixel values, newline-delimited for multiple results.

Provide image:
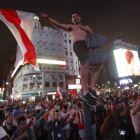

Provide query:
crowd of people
left=0, top=89, right=140, bottom=140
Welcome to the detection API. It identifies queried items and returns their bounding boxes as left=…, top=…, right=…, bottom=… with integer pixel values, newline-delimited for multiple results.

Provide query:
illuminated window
left=60, top=82, right=63, bottom=87
left=30, top=83, right=35, bottom=89
left=53, top=82, right=57, bottom=87
left=45, top=82, right=50, bottom=87
left=23, top=84, right=28, bottom=90
left=37, top=83, right=42, bottom=89
left=71, top=66, right=73, bottom=70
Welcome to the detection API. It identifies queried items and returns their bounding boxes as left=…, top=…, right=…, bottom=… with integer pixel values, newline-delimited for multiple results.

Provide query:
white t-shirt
left=61, top=111, right=70, bottom=130
left=35, top=105, right=41, bottom=111
left=54, top=105, right=60, bottom=111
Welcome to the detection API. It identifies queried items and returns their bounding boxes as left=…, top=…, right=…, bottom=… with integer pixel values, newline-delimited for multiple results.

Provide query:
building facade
left=11, top=18, right=80, bottom=100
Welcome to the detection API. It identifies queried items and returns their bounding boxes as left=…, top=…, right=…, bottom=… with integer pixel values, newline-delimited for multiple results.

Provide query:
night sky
left=0, top=0, right=140, bottom=86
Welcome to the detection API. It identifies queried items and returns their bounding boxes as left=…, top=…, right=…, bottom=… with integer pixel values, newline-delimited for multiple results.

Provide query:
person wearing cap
left=26, top=109, right=36, bottom=130
left=13, top=110, right=23, bottom=127
left=130, top=98, right=140, bottom=140
left=114, top=100, right=127, bottom=131
left=0, top=126, right=10, bottom=140
left=35, top=110, right=48, bottom=140
left=3, top=114, right=18, bottom=138
left=11, top=116, right=36, bottom=140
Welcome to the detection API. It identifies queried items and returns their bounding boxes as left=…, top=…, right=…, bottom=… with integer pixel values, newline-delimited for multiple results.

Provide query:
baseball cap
left=13, top=110, right=23, bottom=117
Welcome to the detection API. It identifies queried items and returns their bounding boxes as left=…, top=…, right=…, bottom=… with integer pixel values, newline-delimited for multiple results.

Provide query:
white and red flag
left=0, top=9, right=39, bottom=71
left=56, top=85, right=63, bottom=100
left=46, top=94, right=49, bottom=104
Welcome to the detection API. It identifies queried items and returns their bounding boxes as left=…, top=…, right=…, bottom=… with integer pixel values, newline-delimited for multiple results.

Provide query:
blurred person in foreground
left=11, top=116, right=36, bottom=140
left=0, top=126, right=10, bottom=140
left=114, top=100, right=127, bottom=131
left=130, top=98, right=140, bottom=140
left=35, top=110, right=47, bottom=140
left=47, top=109, right=65, bottom=140
left=3, top=114, right=18, bottom=138
left=100, top=114, right=122, bottom=140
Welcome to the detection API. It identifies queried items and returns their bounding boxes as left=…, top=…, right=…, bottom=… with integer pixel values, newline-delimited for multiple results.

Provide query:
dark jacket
left=47, top=119, right=64, bottom=140
left=103, top=128, right=122, bottom=140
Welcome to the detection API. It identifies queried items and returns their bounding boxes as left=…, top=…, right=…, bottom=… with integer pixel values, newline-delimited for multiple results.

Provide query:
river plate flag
left=56, top=85, right=63, bottom=100
left=0, top=9, right=39, bottom=71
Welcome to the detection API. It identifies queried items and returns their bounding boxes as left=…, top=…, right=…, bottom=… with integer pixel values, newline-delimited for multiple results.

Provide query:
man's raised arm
left=40, top=13, right=72, bottom=31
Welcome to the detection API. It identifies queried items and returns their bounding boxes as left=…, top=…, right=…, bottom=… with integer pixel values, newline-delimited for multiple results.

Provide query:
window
left=65, top=51, right=68, bottom=56
left=71, top=65, right=73, bottom=70
left=27, top=65, right=29, bottom=70
left=53, top=82, right=57, bottom=87
left=23, top=76, right=28, bottom=81
left=45, top=82, right=50, bottom=87
left=59, top=74, right=63, bottom=80
left=69, top=40, right=71, bottom=44
left=23, top=84, right=28, bottom=90
left=70, top=52, right=72, bottom=56
left=60, top=82, right=63, bottom=87
left=65, top=34, right=66, bottom=37
left=65, top=40, right=67, bottom=43
left=71, top=60, right=73, bottom=63
left=38, top=75, right=42, bottom=80
left=37, top=83, right=42, bottom=89
left=30, top=83, right=35, bottom=89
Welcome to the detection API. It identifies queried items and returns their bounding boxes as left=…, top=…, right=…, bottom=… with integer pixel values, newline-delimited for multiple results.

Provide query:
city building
left=9, top=18, right=80, bottom=101
left=106, top=39, right=140, bottom=88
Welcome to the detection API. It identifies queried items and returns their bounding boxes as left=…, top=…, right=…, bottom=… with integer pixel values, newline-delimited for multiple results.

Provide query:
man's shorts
left=73, top=40, right=89, bottom=66
left=79, top=129, right=85, bottom=138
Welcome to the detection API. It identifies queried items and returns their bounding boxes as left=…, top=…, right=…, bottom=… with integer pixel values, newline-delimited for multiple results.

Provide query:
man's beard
left=7, top=122, right=12, bottom=125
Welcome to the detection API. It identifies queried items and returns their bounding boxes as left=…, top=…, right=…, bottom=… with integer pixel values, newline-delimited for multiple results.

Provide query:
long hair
left=100, top=114, right=118, bottom=137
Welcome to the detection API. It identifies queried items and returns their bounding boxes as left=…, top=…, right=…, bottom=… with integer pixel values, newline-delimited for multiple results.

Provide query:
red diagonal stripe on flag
left=0, top=9, right=36, bottom=66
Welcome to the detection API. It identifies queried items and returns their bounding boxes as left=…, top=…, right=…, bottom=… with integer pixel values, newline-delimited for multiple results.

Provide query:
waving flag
left=71, top=89, right=75, bottom=97
left=56, top=85, right=62, bottom=100
left=0, top=9, right=39, bottom=71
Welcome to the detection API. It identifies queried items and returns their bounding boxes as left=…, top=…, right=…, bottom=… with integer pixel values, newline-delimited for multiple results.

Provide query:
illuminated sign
left=68, top=84, right=82, bottom=89
left=47, top=92, right=56, bottom=95
left=119, top=79, right=132, bottom=85
left=11, top=59, right=66, bottom=77
left=114, top=48, right=140, bottom=77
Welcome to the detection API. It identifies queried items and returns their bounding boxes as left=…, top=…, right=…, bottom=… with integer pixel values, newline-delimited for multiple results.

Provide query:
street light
left=6, top=82, right=9, bottom=85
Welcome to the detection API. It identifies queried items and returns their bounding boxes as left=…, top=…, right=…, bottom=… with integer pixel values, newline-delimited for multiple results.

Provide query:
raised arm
left=40, top=13, right=73, bottom=31
left=130, top=100, right=140, bottom=116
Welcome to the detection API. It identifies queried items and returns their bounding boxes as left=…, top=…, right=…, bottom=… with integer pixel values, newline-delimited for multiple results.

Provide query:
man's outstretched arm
left=40, top=13, right=72, bottom=31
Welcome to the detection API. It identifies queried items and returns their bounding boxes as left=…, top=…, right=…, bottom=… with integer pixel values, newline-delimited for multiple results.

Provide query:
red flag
left=71, top=89, right=75, bottom=97
left=56, top=85, right=62, bottom=99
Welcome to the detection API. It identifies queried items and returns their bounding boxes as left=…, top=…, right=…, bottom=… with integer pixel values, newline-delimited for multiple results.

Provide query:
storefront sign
left=68, top=84, right=82, bottom=89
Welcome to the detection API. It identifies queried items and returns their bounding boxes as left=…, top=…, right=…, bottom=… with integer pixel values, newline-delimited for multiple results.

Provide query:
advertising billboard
left=114, top=48, right=140, bottom=77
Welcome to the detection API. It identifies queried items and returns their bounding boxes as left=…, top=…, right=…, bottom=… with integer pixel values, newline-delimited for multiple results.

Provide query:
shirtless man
left=130, top=98, right=140, bottom=140
left=40, top=12, right=102, bottom=105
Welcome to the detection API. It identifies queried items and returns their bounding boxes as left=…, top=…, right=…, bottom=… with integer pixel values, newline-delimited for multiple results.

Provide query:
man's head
left=49, top=109, right=56, bottom=120
left=26, top=109, right=33, bottom=118
left=13, top=110, right=23, bottom=120
left=77, top=102, right=82, bottom=110
left=71, top=12, right=81, bottom=25
left=5, top=114, right=14, bottom=125
left=115, top=99, right=123, bottom=109
left=63, top=105, right=68, bottom=113
left=39, top=110, right=46, bottom=119
left=73, top=101, right=77, bottom=109
left=132, top=98, right=138, bottom=108
left=20, top=106, right=24, bottom=112
left=17, top=116, right=26, bottom=131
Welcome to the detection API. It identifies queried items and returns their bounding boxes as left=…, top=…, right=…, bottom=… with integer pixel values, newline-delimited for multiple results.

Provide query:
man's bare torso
left=131, top=111, right=140, bottom=134
left=69, top=25, right=91, bottom=43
